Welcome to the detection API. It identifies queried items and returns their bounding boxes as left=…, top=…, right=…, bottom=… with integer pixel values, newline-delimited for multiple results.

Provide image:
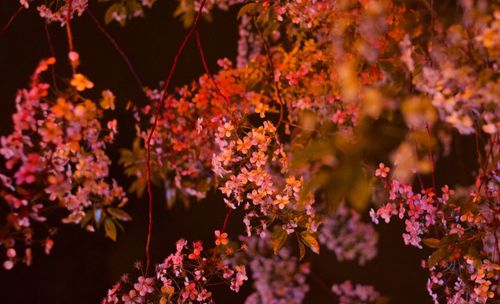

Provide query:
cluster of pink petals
left=331, top=280, right=381, bottom=304
left=240, top=233, right=310, bottom=304
left=103, top=239, right=247, bottom=304
left=319, top=202, right=378, bottom=265
left=124, top=59, right=256, bottom=203
left=36, top=0, right=88, bottom=25
left=212, top=120, right=317, bottom=237
left=371, top=162, right=500, bottom=303
left=0, top=58, right=127, bottom=269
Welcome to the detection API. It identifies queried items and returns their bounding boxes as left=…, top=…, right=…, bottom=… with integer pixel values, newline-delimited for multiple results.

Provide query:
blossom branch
left=144, top=0, right=208, bottom=275
left=251, top=15, right=285, bottom=129
left=194, top=30, right=230, bottom=104
left=43, top=22, right=59, bottom=91
left=65, top=0, right=76, bottom=75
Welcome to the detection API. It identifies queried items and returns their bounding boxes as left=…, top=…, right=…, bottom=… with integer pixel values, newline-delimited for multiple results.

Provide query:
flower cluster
left=36, top=0, right=88, bottom=25
left=369, top=164, right=439, bottom=249
left=236, top=15, right=263, bottom=69
left=0, top=58, right=128, bottom=269
left=212, top=120, right=317, bottom=237
left=103, top=238, right=247, bottom=304
left=3, top=0, right=500, bottom=303
left=233, top=0, right=409, bottom=136
left=120, top=59, right=258, bottom=205
left=319, top=202, right=378, bottom=266
left=22, top=0, right=158, bottom=26
left=331, top=280, right=382, bottom=304
left=103, top=0, right=158, bottom=26
left=123, top=0, right=413, bottom=223
left=240, top=232, right=310, bottom=304
left=426, top=258, right=500, bottom=304
left=408, top=6, right=500, bottom=135
left=370, top=162, right=500, bottom=303
left=14, top=0, right=493, bottom=301
left=174, top=0, right=244, bottom=28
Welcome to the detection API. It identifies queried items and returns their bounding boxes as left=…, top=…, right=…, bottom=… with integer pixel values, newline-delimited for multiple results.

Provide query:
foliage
left=0, top=57, right=129, bottom=269
left=2, top=0, right=499, bottom=303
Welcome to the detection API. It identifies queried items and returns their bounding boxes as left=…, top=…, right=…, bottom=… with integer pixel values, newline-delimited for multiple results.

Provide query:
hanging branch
left=43, top=22, right=59, bottom=91
left=195, top=29, right=237, bottom=261
left=194, top=30, right=231, bottom=104
left=86, top=8, right=145, bottom=94
left=0, top=5, right=23, bottom=35
left=65, top=0, right=76, bottom=75
left=144, top=0, right=208, bottom=275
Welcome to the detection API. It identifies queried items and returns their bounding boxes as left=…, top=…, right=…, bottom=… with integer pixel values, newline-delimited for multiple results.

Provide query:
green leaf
left=298, top=237, right=306, bottom=261
left=346, top=173, right=371, bottom=211
left=237, top=3, right=257, bottom=19
left=80, top=211, right=93, bottom=228
left=272, top=228, right=287, bottom=255
left=422, top=238, right=441, bottom=249
left=105, top=3, right=124, bottom=25
left=107, top=207, right=132, bottom=222
left=126, top=0, right=142, bottom=14
left=291, top=139, right=332, bottom=169
left=104, top=218, right=117, bottom=241
left=173, top=0, right=195, bottom=28
left=130, top=179, right=146, bottom=198
left=300, top=231, right=320, bottom=254
left=114, top=220, right=125, bottom=232
left=300, top=170, right=330, bottom=202
left=467, top=246, right=483, bottom=270
left=428, top=248, right=447, bottom=268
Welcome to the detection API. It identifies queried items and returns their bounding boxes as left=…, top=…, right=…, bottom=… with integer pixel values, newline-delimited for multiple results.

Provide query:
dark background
left=0, top=1, right=478, bottom=303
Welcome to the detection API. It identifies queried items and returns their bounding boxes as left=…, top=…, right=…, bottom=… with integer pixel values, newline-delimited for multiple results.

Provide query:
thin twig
left=144, top=0, right=208, bottom=275
left=310, top=271, right=337, bottom=302
left=212, top=208, right=233, bottom=259
left=86, top=9, right=145, bottom=93
left=220, top=208, right=232, bottom=234
left=44, top=22, right=59, bottom=92
left=252, top=16, right=285, bottom=129
left=0, top=5, right=23, bottom=35
left=66, top=0, right=76, bottom=75
left=194, top=30, right=230, bottom=104
left=193, top=31, right=235, bottom=260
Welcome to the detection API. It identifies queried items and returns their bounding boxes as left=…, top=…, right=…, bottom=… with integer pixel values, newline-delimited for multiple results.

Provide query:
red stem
left=0, top=5, right=23, bottom=35
left=212, top=208, right=233, bottom=260
left=66, top=0, right=76, bottom=75
left=310, top=272, right=337, bottom=301
left=220, top=208, right=233, bottom=234
left=44, top=22, right=59, bottom=92
left=194, top=30, right=235, bottom=261
left=86, top=9, right=144, bottom=93
left=194, top=30, right=230, bottom=104
left=144, top=0, right=208, bottom=275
